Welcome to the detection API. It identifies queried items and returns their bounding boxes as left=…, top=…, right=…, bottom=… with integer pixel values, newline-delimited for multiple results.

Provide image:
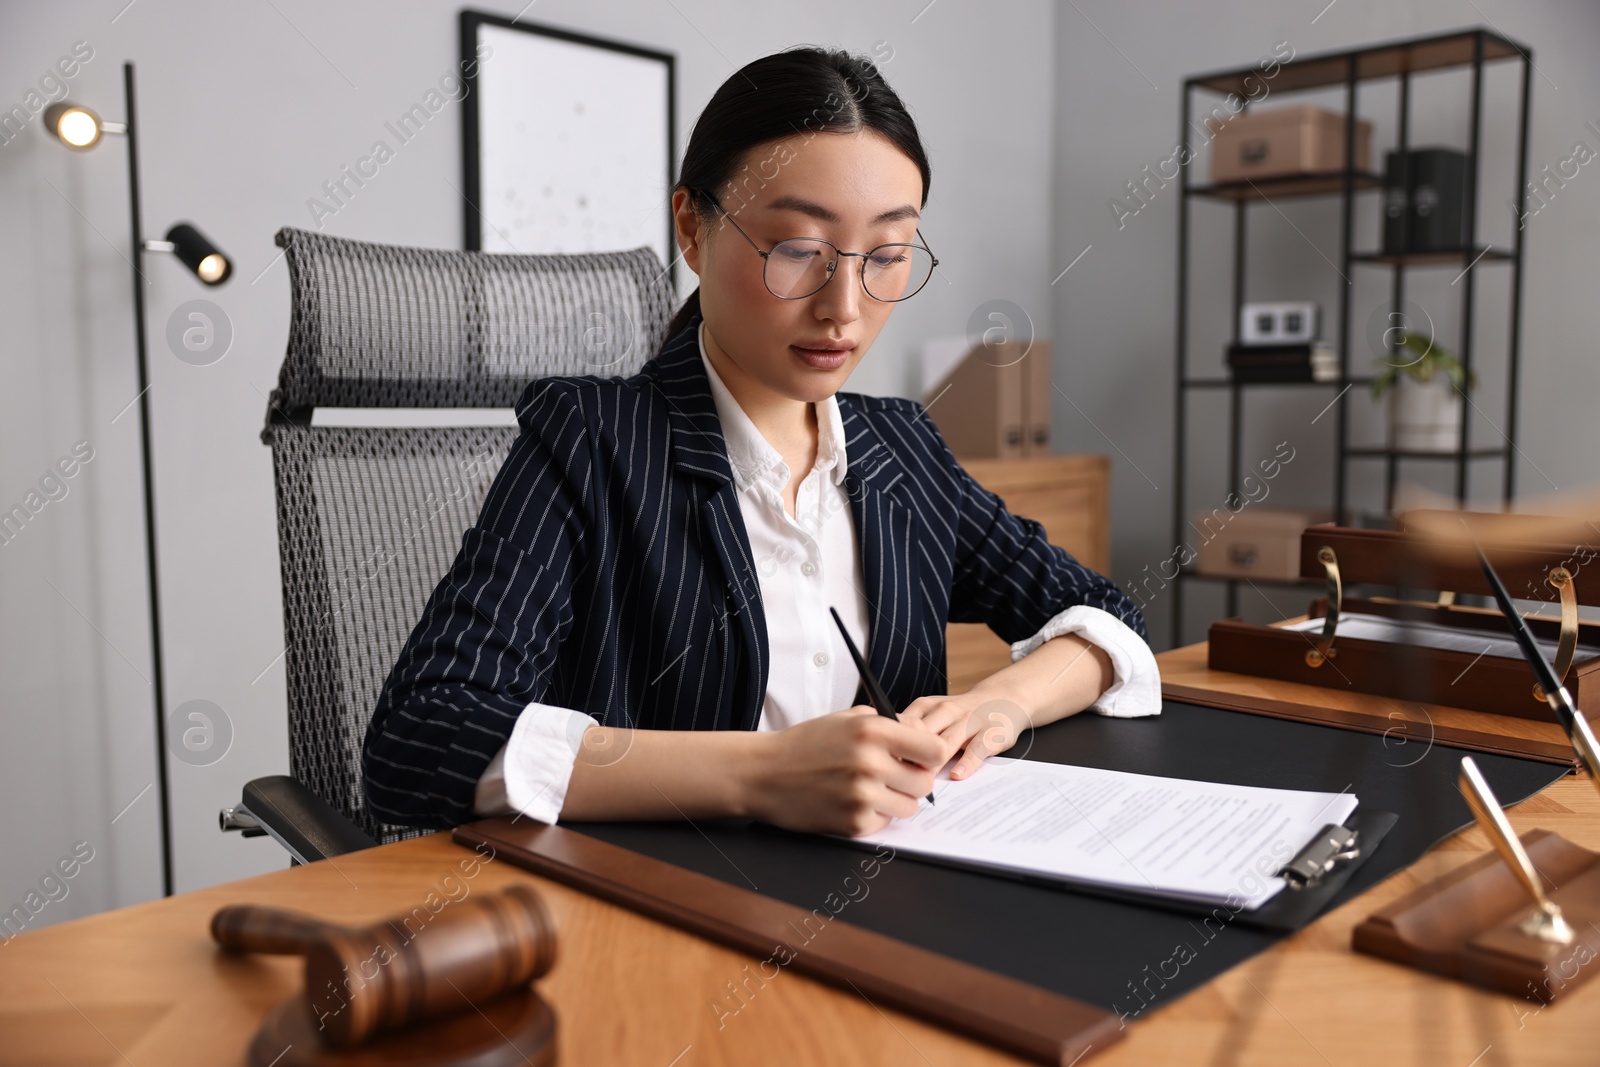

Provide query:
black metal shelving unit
left=1169, top=28, right=1533, bottom=649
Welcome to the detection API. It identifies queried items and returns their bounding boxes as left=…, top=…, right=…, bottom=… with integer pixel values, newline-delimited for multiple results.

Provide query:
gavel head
left=304, top=884, right=557, bottom=1049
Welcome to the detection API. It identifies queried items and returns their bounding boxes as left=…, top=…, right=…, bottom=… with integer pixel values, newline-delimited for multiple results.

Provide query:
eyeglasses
left=697, top=191, right=939, bottom=303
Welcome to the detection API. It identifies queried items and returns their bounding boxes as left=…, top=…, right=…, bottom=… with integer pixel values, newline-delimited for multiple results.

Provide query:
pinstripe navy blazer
left=363, top=311, right=1147, bottom=829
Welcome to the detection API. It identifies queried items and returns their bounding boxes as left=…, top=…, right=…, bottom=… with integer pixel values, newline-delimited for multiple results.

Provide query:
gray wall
left=1049, top=0, right=1600, bottom=646
left=0, top=1, right=1057, bottom=922
left=4, top=0, right=1596, bottom=930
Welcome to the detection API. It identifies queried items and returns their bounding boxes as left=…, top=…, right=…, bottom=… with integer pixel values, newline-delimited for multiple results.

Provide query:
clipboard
left=755, top=807, right=1398, bottom=934
left=1249, top=808, right=1398, bottom=931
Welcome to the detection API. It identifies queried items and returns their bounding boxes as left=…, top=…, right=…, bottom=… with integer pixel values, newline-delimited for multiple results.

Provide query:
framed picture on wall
left=459, top=10, right=676, bottom=286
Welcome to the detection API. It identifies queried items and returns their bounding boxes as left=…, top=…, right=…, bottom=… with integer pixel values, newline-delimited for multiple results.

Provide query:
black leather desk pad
left=562, top=699, right=1566, bottom=1015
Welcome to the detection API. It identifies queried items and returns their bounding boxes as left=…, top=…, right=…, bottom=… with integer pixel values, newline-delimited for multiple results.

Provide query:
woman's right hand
left=744, top=707, right=949, bottom=836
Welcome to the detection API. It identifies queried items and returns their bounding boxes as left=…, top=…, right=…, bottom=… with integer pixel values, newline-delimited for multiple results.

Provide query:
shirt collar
left=697, top=319, right=849, bottom=492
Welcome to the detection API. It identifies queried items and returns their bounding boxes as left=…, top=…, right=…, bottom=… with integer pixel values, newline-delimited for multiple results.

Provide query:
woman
left=363, top=46, right=1158, bottom=838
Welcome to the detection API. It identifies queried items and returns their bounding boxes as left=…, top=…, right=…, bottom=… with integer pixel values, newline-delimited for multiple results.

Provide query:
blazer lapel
left=838, top=399, right=925, bottom=710
left=640, top=316, right=768, bottom=732
left=698, top=484, right=768, bottom=731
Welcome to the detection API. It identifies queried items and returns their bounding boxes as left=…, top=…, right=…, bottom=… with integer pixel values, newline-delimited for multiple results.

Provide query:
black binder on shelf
left=1226, top=341, right=1339, bottom=383
left=1383, top=147, right=1469, bottom=253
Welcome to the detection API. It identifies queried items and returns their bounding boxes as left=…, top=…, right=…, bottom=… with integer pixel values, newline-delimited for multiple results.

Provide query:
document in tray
left=846, top=759, right=1357, bottom=910
left=1281, top=611, right=1569, bottom=661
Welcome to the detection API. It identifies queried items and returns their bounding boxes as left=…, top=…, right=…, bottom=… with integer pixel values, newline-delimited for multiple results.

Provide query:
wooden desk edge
left=452, top=818, right=1124, bottom=1067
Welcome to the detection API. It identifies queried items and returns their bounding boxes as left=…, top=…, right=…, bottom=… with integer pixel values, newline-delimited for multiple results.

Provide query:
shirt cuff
left=1009, top=604, right=1161, bottom=718
left=472, top=701, right=599, bottom=824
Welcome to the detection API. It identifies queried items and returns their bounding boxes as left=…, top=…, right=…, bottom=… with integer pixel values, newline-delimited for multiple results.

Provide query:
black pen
left=829, top=606, right=937, bottom=805
left=1467, top=525, right=1600, bottom=784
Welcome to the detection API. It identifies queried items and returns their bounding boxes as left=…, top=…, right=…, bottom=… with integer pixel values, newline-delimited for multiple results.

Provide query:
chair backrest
left=262, top=226, right=675, bottom=844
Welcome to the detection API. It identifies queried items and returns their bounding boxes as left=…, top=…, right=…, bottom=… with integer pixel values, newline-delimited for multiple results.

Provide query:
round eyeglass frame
left=695, top=190, right=939, bottom=303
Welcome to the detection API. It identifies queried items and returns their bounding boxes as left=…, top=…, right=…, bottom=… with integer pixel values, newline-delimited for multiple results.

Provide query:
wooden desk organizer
left=1208, top=515, right=1600, bottom=721
left=1353, top=829, right=1600, bottom=1001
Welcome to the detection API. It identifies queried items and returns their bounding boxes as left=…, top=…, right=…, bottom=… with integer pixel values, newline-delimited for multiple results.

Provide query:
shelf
left=1170, top=27, right=1530, bottom=651
left=1187, top=28, right=1525, bottom=97
left=1351, top=246, right=1513, bottom=268
left=1184, top=376, right=1375, bottom=389
left=1188, top=171, right=1382, bottom=202
left=1343, top=447, right=1508, bottom=460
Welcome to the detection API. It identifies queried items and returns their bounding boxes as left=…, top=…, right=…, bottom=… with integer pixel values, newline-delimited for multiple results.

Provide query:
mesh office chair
left=220, top=226, right=675, bottom=862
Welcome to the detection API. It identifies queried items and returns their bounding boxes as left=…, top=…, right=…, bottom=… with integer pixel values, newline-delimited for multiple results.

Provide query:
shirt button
left=800, top=561, right=818, bottom=576
left=813, top=652, right=829, bottom=667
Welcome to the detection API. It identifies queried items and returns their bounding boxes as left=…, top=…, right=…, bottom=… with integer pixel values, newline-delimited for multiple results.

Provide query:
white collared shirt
left=697, top=322, right=874, bottom=733
left=472, top=324, right=1160, bottom=824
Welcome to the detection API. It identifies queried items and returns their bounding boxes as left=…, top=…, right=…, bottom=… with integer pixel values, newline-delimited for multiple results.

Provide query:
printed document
left=846, top=758, right=1357, bottom=910
left=1282, top=611, right=1572, bottom=661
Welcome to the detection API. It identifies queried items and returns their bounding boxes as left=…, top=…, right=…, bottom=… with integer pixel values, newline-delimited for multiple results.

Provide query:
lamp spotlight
left=158, top=223, right=233, bottom=285
left=44, top=102, right=105, bottom=149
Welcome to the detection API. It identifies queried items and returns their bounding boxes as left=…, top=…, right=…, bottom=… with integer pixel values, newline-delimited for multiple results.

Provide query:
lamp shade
left=165, top=223, right=232, bottom=285
left=43, top=102, right=103, bottom=149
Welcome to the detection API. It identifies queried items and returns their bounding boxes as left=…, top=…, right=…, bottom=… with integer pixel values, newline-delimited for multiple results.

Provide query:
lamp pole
left=47, top=61, right=233, bottom=899
left=121, top=59, right=175, bottom=898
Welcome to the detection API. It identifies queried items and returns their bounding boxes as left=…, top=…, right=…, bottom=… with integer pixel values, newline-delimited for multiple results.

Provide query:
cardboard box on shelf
left=1193, top=507, right=1333, bottom=580
left=1206, top=105, right=1372, bottom=184
left=921, top=339, right=1052, bottom=458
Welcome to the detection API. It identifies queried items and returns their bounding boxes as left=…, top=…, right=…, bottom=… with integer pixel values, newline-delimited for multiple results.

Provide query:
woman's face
left=674, top=129, right=926, bottom=407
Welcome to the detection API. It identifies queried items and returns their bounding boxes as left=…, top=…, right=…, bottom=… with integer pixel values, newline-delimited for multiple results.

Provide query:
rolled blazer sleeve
left=1012, top=605, right=1160, bottom=717
left=362, top=381, right=593, bottom=829
left=914, top=405, right=1150, bottom=645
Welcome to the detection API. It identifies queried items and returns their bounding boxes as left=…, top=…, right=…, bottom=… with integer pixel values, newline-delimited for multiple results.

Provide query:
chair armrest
left=219, top=775, right=377, bottom=863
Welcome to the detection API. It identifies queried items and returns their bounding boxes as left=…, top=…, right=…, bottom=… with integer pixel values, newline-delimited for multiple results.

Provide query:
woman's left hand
left=897, top=692, right=1033, bottom=783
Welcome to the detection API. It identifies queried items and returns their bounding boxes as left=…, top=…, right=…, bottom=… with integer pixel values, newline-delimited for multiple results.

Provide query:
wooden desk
left=3, top=646, right=1597, bottom=1066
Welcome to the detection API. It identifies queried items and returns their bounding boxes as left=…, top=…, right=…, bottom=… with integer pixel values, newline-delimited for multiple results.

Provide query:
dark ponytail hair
left=658, top=46, right=932, bottom=353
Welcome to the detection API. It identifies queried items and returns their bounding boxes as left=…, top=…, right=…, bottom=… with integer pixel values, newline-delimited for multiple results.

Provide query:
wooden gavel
left=212, top=884, right=557, bottom=1049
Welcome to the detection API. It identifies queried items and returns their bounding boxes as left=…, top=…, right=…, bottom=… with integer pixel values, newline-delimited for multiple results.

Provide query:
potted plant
left=1372, top=332, right=1477, bottom=452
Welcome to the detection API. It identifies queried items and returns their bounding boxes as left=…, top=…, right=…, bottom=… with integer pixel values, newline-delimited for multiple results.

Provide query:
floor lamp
left=44, top=61, right=232, bottom=898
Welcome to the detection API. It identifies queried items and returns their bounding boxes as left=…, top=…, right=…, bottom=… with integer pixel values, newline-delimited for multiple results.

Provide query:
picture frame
left=458, top=9, right=676, bottom=287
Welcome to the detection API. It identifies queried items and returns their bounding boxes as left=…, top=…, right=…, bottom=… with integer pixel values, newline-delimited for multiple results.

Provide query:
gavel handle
left=212, top=904, right=347, bottom=955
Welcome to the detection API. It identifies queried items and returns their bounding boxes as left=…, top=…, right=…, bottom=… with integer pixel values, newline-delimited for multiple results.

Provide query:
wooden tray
left=1296, top=519, right=1600, bottom=602
left=1161, top=638, right=1581, bottom=767
left=1210, top=596, right=1600, bottom=722
left=1206, top=520, right=1600, bottom=727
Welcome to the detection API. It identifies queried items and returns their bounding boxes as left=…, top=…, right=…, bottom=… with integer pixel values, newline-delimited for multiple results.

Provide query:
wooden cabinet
left=944, top=454, right=1111, bottom=693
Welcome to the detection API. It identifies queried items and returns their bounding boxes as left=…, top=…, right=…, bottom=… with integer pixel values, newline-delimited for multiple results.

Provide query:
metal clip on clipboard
left=1278, top=823, right=1362, bottom=889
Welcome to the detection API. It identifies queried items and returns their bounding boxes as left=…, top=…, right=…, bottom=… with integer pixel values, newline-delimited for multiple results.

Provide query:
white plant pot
left=1390, top=373, right=1462, bottom=452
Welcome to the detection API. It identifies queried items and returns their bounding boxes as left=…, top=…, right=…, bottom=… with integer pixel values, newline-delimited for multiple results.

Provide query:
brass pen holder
left=1353, top=759, right=1600, bottom=1002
